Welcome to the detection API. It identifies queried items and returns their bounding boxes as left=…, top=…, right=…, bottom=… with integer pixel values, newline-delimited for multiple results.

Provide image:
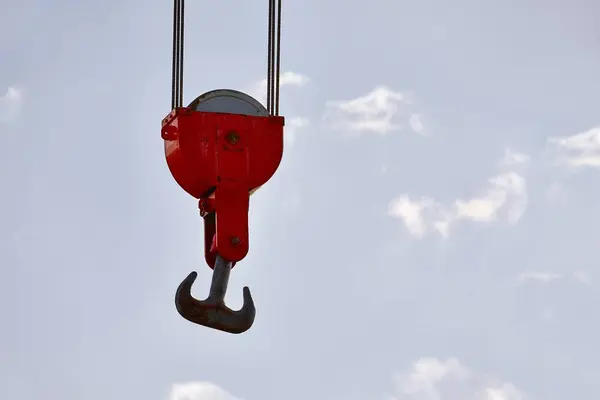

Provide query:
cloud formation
left=169, top=382, right=241, bottom=400
left=501, top=148, right=530, bottom=168
left=248, top=71, right=310, bottom=106
left=516, top=271, right=593, bottom=286
left=324, top=86, right=423, bottom=136
left=0, top=86, right=22, bottom=123
left=169, top=359, right=527, bottom=400
left=388, top=149, right=528, bottom=238
left=390, top=357, right=526, bottom=400
left=284, top=116, right=309, bottom=148
left=548, top=126, right=600, bottom=168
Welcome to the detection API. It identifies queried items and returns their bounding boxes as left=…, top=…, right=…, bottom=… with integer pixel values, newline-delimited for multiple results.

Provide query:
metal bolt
left=230, top=236, right=241, bottom=247
left=226, top=131, right=239, bottom=145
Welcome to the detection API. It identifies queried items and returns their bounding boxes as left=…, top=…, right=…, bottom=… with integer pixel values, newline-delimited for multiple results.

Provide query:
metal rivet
left=226, top=131, right=239, bottom=145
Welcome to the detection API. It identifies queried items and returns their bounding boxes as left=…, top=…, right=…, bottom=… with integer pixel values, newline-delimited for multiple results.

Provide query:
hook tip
left=241, top=286, right=256, bottom=323
left=175, top=271, right=200, bottom=311
left=186, top=271, right=198, bottom=279
left=242, top=286, right=253, bottom=301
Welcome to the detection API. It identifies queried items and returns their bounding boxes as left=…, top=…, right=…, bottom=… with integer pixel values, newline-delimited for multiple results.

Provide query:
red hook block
left=162, top=108, right=284, bottom=268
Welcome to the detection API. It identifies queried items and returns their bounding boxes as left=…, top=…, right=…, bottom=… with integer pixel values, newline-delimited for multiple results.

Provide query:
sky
left=1, top=0, right=600, bottom=399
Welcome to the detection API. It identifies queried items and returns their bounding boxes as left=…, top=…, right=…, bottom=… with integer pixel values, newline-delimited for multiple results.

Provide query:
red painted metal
left=161, top=108, right=284, bottom=267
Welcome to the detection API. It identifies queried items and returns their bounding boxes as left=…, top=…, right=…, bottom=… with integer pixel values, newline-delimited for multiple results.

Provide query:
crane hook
left=174, top=255, right=256, bottom=334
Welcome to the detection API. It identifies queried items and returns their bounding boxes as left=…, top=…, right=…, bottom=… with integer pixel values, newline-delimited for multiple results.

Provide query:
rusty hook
left=175, top=255, right=256, bottom=334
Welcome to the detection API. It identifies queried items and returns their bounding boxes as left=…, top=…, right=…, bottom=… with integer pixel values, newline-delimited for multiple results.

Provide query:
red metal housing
left=161, top=108, right=284, bottom=267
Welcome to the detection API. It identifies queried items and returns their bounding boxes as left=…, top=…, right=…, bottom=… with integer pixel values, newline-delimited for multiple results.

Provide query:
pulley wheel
left=188, top=89, right=268, bottom=117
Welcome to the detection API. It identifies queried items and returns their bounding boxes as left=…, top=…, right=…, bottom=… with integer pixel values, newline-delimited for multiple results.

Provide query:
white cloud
left=573, top=270, right=592, bottom=285
left=388, top=153, right=528, bottom=239
left=501, top=148, right=529, bottom=168
left=0, top=86, right=22, bottom=123
left=484, top=384, right=526, bottom=400
left=248, top=71, right=309, bottom=106
left=409, top=113, right=424, bottom=133
left=548, top=126, right=600, bottom=168
left=278, top=71, right=310, bottom=87
left=325, top=86, right=420, bottom=135
left=516, top=271, right=563, bottom=285
left=169, top=382, right=241, bottom=400
left=388, top=196, right=438, bottom=239
left=285, top=116, right=309, bottom=147
left=389, top=357, right=526, bottom=400
left=516, top=271, right=593, bottom=286
left=454, top=172, right=527, bottom=225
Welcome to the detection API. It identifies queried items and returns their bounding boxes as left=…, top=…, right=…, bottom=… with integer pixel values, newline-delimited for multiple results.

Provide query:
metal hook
left=175, top=255, right=256, bottom=334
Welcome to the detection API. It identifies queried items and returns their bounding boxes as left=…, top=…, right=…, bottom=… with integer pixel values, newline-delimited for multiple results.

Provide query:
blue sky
left=2, top=0, right=600, bottom=399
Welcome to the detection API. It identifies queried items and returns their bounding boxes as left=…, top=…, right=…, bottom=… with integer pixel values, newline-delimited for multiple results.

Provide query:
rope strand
left=170, top=0, right=281, bottom=114
left=267, top=0, right=274, bottom=114
left=178, top=0, right=185, bottom=107
left=171, top=0, right=184, bottom=109
left=171, top=0, right=179, bottom=109
left=274, top=0, right=282, bottom=116
left=266, top=0, right=282, bottom=115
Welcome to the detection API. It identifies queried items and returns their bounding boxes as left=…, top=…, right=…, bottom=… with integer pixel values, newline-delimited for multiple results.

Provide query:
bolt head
left=226, top=131, right=240, bottom=145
